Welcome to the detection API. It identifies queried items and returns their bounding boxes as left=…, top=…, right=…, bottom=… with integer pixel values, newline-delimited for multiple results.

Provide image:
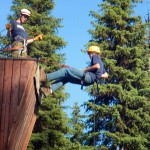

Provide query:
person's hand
left=34, top=34, right=44, bottom=41
left=101, top=72, right=108, bottom=79
left=6, top=23, right=12, bottom=32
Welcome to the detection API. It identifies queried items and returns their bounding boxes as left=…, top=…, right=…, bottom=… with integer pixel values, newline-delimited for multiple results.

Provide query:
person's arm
left=26, top=38, right=34, bottom=44
left=84, top=63, right=100, bottom=72
left=26, top=34, right=44, bottom=44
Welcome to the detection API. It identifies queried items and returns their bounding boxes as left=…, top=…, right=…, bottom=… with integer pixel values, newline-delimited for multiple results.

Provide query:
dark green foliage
left=84, top=0, right=150, bottom=149
left=70, top=102, right=86, bottom=144
left=68, top=102, right=96, bottom=150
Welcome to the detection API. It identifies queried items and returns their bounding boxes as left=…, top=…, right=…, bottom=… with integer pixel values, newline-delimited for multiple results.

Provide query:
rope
left=93, top=79, right=101, bottom=149
left=38, top=58, right=70, bottom=68
left=94, top=96, right=96, bottom=149
left=2, top=46, right=24, bottom=52
left=0, top=46, right=70, bottom=69
left=0, top=28, right=6, bottom=34
left=92, top=78, right=108, bottom=149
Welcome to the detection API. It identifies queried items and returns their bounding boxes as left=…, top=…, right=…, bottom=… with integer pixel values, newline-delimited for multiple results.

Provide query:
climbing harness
left=1, top=34, right=28, bottom=57
left=80, top=72, right=102, bottom=94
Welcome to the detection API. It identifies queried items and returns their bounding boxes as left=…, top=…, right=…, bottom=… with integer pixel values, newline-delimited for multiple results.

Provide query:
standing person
left=40, top=46, right=108, bottom=97
left=6, top=8, right=43, bottom=57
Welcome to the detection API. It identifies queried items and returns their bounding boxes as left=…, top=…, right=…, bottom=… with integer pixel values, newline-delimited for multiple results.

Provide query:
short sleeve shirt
left=10, top=20, right=28, bottom=40
left=88, top=55, right=104, bottom=82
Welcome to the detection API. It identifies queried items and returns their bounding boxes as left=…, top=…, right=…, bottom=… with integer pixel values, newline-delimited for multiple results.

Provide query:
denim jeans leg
left=47, top=67, right=84, bottom=82
left=51, top=78, right=67, bottom=92
left=48, top=67, right=93, bottom=92
left=51, top=83, right=62, bottom=92
left=84, top=72, right=93, bottom=85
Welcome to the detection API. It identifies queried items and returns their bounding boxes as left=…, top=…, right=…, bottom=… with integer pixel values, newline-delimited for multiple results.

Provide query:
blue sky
left=0, top=0, right=150, bottom=115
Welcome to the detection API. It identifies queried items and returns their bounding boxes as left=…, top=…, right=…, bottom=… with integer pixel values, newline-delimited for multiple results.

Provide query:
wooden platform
left=0, top=57, right=40, bottom=150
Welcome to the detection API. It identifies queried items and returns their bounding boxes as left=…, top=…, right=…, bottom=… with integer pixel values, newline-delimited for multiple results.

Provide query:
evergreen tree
left=84, top=0, right=150, bottom=149
left=1, top=0, right=74, bottom=149
left=69, top=102, right=96, bottom=150
left=69, top=102, right=85, bottom=145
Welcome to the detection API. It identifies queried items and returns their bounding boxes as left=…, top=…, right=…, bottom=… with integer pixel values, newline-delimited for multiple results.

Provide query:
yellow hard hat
left=87, top=46, right=100, bottom=54
left=21, top=9, right=31, bottom=16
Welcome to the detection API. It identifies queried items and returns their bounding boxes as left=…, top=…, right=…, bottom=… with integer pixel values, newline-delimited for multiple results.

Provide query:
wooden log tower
left=0, top=57, right=40, bottom=150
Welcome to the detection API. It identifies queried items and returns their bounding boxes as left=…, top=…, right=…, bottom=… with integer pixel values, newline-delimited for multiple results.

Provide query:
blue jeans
left=47, top=67, right=93, bottom=92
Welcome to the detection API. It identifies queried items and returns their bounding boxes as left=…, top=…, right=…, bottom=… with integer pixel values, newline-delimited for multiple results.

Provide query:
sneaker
left=40, top=87, right=52, bottom=97
left=40, top=67, right=47, bottom=85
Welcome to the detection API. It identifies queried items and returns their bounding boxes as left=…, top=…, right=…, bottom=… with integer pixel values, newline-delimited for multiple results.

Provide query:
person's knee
left=84, top=73, right=92, bottom=84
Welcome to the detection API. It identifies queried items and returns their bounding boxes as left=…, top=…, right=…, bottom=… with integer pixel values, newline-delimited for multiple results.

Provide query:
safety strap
left=95, top=79, right=101, bottom=95
left=2, top=36, right=27, bottom=53
left=81, top=71, right=86, bottom=90
left=14, top=35, right=25, bottom=41
left=81, top=72, right=101, bottom=91
left=14, top=35, right=27, bottom=53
